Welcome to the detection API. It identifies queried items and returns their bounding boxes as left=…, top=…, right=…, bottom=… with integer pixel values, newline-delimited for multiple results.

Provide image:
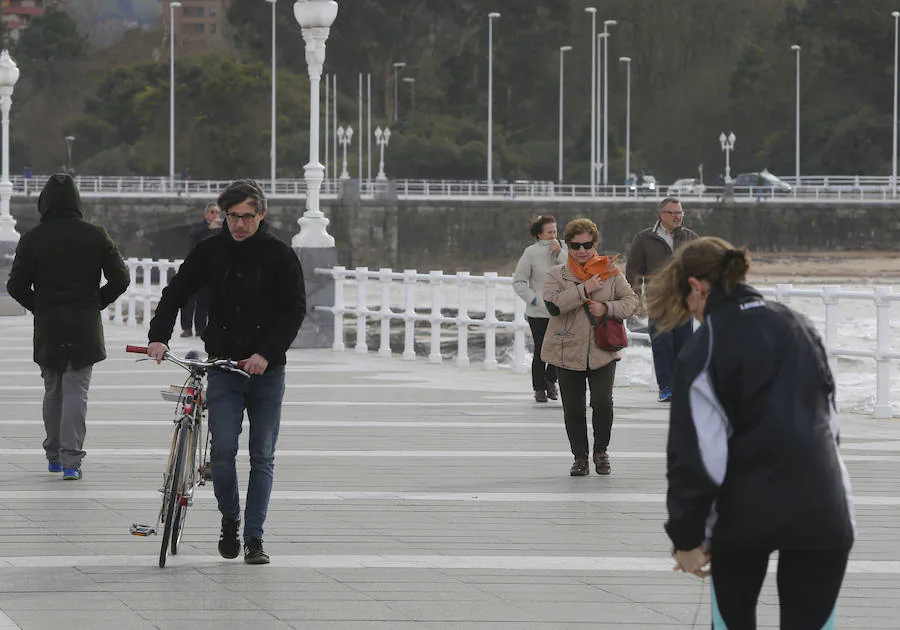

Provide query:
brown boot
left=569, top=458, right=589, bottom=476
left=534, top=390, right=548, bottom=403
left=593, top=452, right=611, bottom=475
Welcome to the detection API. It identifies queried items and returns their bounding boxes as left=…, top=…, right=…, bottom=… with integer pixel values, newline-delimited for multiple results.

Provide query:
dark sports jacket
left=665, top=284, right=855, bottom=553
left=625, top=222, right=699, bottom=297
left=148, top=222, right=306, bottom=366
left=6, top=174, right=129, bottom=370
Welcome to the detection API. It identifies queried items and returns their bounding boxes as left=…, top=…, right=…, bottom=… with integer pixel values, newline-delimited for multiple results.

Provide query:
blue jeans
left=207, top=365, right=286, bottom=541
left=649, top=320, right=693, bottom=391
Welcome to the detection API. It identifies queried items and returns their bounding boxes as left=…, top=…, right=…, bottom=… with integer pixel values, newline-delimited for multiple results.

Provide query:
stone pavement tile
left=0, top=591, right=128, bottom=611
left=5, top=610, right=156, bottom=630
left=0, top=568, right=102, bottom=593
left=270, top=600, right=412, bottom=622
left=373, top=600, right=546, bottom=624
left=113, top=591, right=258, bottom=611
left=518, top=601, right=687, bottom=625
left=316, top=568, right=462, bottom=584
left=137, top=609, right=286, bottom=622
left=202, top=568, right=341, bottom=584
left=286, top=624, right=576, bottom=630
left=473, top=583, right=631, bottom=604
left=236, top=585, right=377, bottom=605
left=152, top=622, right=294, bottom=630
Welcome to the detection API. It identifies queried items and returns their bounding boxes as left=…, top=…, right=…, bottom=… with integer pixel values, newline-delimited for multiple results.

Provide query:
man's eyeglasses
left=567, top=241, right=595, bottom=250
left=662, top=211, right=684, bottom=217
left=226, top=212, right=259, bottom=224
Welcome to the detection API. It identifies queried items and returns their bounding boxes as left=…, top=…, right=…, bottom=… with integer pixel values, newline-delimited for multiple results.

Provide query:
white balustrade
left=102, top=258, right=899, bottom=418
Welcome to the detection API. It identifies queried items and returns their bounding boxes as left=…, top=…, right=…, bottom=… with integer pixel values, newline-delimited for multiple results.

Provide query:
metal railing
left=12, top=174, right=900, bottom=203
left=105, top=258, right=898, bottom=417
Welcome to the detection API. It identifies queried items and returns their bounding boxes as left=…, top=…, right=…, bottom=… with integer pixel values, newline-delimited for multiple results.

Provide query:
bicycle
left=125, top=345, right=248, bottom=567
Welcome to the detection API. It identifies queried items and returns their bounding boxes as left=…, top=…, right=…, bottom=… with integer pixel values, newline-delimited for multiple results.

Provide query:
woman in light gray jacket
left=513, top=215, right=567, bottom=403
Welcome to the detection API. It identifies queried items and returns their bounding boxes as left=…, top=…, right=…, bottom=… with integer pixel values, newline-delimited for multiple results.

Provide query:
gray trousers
left=40, top=364, right=92, bottom=468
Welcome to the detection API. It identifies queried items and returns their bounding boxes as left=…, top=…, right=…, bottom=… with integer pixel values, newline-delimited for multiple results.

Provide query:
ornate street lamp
left=0, top=49, right=20, bottom=247
left=336, top=125, right=353, bottom=180
left=719, top=132, right=736, bottom=183
left=292, top=0, right=338, bottom=249
left=374, top=126, right=391, bottom=181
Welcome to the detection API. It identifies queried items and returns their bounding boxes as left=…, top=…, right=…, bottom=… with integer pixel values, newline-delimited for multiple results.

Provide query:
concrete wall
left=10, top=196, right=900, bottom=272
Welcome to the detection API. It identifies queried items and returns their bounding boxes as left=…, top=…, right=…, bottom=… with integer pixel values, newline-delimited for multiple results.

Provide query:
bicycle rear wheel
left=160, top=421, right=189, bottom=568
left=170, top=423, right=196, bottom=555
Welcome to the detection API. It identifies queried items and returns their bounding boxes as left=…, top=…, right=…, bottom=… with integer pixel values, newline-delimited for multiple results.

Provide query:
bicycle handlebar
left=126, top=345, right=250, bottom=378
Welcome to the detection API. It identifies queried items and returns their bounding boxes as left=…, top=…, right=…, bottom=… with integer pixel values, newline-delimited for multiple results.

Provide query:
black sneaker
left=244, top=537, right=270, bottom=564
left=217, top=517, right=241, bottom=559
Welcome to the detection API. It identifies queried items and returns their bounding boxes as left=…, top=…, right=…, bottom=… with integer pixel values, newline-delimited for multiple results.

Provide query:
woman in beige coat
left=513, top=214, right=568, bottom=403
left=541, top=218, right=639, bottom=476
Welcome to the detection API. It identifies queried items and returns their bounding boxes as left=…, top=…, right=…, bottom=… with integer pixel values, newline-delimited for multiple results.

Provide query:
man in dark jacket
left=6, top=174, right=130, bottom=480
left=180, top=202, right=222, bottom=338
left=625, top=197, right=699, bottom=402
left=147, top=179, right=306, bottom=565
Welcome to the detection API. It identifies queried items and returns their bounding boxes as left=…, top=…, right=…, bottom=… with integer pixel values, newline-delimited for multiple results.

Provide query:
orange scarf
left=567, top=253, right=622, bottom=284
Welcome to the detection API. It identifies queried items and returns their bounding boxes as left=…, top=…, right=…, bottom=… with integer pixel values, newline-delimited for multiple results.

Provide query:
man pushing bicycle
left=147, top=179, right=306, bottom=565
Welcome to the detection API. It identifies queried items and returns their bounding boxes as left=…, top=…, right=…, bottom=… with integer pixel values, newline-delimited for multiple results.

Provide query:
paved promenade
left=0, top=315, right=899, bottom=629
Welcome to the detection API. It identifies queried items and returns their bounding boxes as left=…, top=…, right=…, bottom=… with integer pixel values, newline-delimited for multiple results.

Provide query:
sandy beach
left=747, top=251, right=900, bottom=285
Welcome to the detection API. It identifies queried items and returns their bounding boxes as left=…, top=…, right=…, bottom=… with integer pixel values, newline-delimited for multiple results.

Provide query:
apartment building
left=164, top=0, right=230, bottom=52
left=1, top=0, right=45, bottom=41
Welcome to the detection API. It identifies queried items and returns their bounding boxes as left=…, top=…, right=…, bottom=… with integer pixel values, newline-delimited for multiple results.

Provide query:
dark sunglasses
left=567, top=241, right=595, bottom=250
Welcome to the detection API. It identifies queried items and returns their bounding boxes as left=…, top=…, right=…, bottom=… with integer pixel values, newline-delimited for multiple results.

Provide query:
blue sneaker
left=62, top=467, right=82, bottom=481
left=47, top=461, right=62, bottom=474
left=658, top=387, right=672, bottom=403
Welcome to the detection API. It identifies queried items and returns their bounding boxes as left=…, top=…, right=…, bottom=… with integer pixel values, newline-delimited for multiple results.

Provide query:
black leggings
left=711, top=548, right=849, bottom=629
left=556, top=362, right=616, bottom=459
left=527, top=317, right=557, bottom=391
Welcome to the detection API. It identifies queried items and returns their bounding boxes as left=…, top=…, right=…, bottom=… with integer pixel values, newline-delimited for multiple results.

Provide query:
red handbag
left=584, top=304, right=628, bottom=352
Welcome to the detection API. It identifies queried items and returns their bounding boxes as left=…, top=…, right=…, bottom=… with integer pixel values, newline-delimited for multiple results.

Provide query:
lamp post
left=168, top=1, right=181, bottom=188
left=719, top=132, right=736, bottom=183
left=336, top=125, right=353, bottom=180
left=585, top=7, right=596, bottom=194
left=602, top=19, right=617, bottom=186
left=487, top=11, right=500, bottom=195
left=267, top=0, right=277, bottom=191
left=0, top=49, right=19, bottom=247
left=596, top=32, right=605, bottom=187
left=292, top=0, right=338, bottom=249
left=791, top=44, right=800, bottom=185
left=392, top=61, right=406, bottom=121
left=893, top=11, right=899, bottom=195
left=65, top=135, right=75, bottom=174
left=619, top=56, right=631, bottom=185
left=374, top=126, right=391, bottom=181
left=402, top=76, right=416, bottom=119
left=558, top=45, right=572, bottom=184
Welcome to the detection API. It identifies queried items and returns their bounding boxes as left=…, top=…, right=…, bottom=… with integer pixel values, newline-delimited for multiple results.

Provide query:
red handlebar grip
left=125, top=345, right=148, bottom=354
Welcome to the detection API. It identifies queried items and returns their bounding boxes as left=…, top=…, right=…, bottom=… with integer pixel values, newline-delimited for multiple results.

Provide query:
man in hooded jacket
left=6, top=173, right=130, bottom=480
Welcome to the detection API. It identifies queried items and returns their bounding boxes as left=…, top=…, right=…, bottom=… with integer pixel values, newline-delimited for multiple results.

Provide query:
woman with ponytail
left=541, top=218, right=638, bottom=476
left=646, top=237, right=854, bottom=629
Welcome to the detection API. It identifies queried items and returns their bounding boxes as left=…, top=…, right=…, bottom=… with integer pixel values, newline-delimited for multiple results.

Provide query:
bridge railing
left=105, top=258, right=898, bottom=417
left=12, top=174, right=900, bottom=203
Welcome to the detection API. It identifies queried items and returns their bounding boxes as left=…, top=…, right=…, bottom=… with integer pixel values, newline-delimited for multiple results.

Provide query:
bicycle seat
left=184, top=350, right=202, bottom=360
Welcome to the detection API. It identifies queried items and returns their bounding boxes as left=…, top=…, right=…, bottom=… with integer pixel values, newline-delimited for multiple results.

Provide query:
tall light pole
left=487, top=11, right=500, bottom=194
left=558, top=45, right=572, bottom=184
left=602, top=19, right=617, bottom=186
left=292, top=0, right=338, bottom=249
left=596, top=32, right=605, bottom=187
left=791, top=44, right=800, bottom=185
left=585, top=7, right=597, bottom=194
left=65, top=135, right=75, bottom=173
left=0, top=49, right=19, bottom=248
left=392, top=61, right=406, bottom=121
left=402, top=76, right=416, bottom=119
left=719, top=132, right=736, bottom=183
left=168, top=1, right=181, bottom=188
left=893, top=11, right=899, bottom=195
left=619, top=56, right=631, bottom=185
left=267, top=0, right=277, bottom=190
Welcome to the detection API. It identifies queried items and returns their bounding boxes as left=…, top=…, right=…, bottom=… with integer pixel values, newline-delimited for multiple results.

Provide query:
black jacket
left=188, top=220, right=221, bottom=250
left=148, top=222, right=306, bottom=365
left=625, top=222, right=699, bottom=297
left=6, top=174, right=130, bottom=370
left=665, top=284, right=855, bottom=553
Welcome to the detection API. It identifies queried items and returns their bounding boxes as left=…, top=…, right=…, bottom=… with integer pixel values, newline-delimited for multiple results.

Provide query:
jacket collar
left=704, top=283, right=764, bottom=317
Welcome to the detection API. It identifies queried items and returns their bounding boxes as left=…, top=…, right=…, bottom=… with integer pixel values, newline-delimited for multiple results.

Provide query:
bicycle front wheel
left=170, top=422, right=197, bottom=555
left=160, top=421, right=189, bottom=568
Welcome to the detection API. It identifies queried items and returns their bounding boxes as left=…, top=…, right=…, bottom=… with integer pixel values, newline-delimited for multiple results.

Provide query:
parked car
left=733, top=169, right=792, bottom=193
left=628, top=173, right=657, bottom=196
left=667, top=178, right=706, bottom=196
